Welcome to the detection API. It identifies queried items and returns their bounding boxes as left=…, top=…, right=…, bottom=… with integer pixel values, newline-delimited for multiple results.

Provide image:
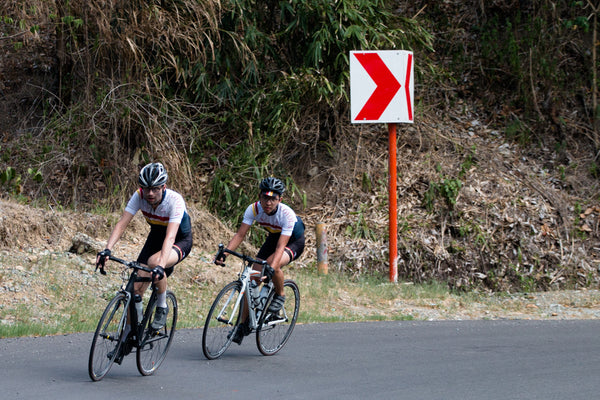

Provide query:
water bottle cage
left=256, top=283, right=271, bottom=311
left=258, top=295, right=268, bottom=311
left=250, top=283, right=260, bottom=307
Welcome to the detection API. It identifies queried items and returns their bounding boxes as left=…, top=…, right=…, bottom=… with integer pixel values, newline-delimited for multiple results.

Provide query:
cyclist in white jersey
left=96, top=162, right=193, bottom=333
left=215, top=177, right=304, bottom=344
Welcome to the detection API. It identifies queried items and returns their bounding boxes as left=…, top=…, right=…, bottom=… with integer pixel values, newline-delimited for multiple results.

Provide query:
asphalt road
left=2, top=320, right=600, bottom=400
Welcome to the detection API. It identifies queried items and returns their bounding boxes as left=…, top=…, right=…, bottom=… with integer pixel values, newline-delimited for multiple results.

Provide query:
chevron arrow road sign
left=350, top=50, right=413, bottom=124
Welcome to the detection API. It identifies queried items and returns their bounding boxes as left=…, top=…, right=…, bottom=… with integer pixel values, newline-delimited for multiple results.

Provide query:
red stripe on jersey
left=142, top=210, right=169, bottom=222
left=259, top=222, right=282, bottom=231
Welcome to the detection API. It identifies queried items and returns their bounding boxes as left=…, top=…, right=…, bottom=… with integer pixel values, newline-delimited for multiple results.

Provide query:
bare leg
left=134, top=248, right=179, bottom=296
left=266, top=252, right=291, bottom=297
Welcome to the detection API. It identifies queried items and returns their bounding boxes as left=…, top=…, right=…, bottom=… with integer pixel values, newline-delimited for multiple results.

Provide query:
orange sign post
left=388, top=123, right=398, bottom=282
left=350, top=50, right=413, bottom=282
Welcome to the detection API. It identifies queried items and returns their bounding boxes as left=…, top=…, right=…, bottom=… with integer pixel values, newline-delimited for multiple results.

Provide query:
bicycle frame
left=99, top=255, right=172, bottom=362
left=112, top=257, right=154, bottom=338
left=215, top=244, right=273, bottom=330
left=224, top=262, right=265, bottom=330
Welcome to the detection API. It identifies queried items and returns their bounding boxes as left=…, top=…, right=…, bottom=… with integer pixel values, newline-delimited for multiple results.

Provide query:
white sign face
left=350, top=50, right=414, bottom=124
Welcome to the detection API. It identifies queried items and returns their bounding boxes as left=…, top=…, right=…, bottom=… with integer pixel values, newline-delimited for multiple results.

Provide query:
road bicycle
left=202, top=244, right=300, bottom=359
left=88, top=255, right=177, bottom=381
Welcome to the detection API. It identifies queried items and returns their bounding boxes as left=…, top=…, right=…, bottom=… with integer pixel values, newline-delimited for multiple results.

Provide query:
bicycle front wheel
left=202, top=281, right=242, bottom=360
left=136, top=290, right=177, bottom=376
left=256, top=279, right=300, bottom=356
left=88, top=292, right=128, bottom=381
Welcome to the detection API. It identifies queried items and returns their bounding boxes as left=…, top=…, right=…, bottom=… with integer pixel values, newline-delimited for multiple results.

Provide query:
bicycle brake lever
left=263, top=264, right=274, bottom=281
left=95, top=264, right=107, bottom=275
left=214, top=245, right=227, bottom=267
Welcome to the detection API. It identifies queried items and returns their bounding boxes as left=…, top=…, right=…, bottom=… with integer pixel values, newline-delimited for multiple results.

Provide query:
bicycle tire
left=256, top=279, right=300, bottom=356
left=202, top=281, right=242, bottom=360
left=136, top=290, right=177, bottom=376
left=88, top=292, right=128, bottom=381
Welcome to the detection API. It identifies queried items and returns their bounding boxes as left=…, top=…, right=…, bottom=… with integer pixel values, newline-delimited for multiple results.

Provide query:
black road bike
left=88, top=255, right=177, bottom=381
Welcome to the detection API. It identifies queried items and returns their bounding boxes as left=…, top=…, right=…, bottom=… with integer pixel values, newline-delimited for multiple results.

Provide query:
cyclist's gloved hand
left=95, top=249, right=111, bottom=275
left=214, top=252, right=227, bottom=266
left=263, top=264, right=275, bottom=281
left=152, top=265, right=165, bottom=281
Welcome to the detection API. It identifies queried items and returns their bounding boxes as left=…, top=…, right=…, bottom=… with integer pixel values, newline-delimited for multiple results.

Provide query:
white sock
left=157, top=291, right=167, bottom=308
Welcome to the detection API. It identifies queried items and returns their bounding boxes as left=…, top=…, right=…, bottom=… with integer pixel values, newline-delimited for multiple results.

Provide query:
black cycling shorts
left=256, top=232, right=305, bottom=263
left=137, top=229, right=193, bottom=277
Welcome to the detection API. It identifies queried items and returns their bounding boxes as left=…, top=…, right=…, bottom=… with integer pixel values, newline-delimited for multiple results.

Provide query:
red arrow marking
left=405, top=53, right=413, bottom=121
left=355, top=53, right=401, bottom=121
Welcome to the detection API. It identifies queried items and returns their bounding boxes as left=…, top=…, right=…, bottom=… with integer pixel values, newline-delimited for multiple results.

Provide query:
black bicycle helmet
left=259, top=177, right=285, bottom=196
left=138, top=162, right=168, bottom=188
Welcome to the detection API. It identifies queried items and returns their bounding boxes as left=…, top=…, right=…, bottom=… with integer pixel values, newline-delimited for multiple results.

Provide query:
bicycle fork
left=106, top=293, right=132, bottom=365
left=216, top=283, right=245, bottom=326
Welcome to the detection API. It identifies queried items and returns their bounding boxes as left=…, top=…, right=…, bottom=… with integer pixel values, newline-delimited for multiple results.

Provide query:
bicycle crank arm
left=263, top=316, right=287, bottom=326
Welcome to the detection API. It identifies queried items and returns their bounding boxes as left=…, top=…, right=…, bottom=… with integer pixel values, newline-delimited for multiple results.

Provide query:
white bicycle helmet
left=138, top=162, right=168, bottom=187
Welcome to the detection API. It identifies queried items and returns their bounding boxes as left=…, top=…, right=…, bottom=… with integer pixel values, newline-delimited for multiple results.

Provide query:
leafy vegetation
left=1, top=0, right=600, bottom=292
left=188, top=0, right=434, bottom=220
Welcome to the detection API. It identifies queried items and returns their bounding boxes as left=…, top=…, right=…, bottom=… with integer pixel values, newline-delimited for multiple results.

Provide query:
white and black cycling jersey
left=124, top=188, right=192, bottom=236
left=242, top=201, right=304, bottom=239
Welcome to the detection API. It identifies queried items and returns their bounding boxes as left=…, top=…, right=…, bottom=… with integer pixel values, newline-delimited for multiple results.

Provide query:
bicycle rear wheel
left=88, top=292, right=128, bottom=381
left=136, top=290, right=177, bottom=376
left=202, top=281, right=242, bottom=360
left=256, top=279, right=300, bottom=356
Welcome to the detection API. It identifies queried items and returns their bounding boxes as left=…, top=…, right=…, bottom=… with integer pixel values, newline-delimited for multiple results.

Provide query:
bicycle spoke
left=256, top=280, right=300, bottom=356
left=136, top=291, right=177, bottom=376
left=202, top=281, right=242, bottom=360
left=88, top=293, right=128, bottom=381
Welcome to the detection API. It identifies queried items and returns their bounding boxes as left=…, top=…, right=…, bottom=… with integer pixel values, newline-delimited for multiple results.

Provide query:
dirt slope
left=1, top=195, right=600, bottom=327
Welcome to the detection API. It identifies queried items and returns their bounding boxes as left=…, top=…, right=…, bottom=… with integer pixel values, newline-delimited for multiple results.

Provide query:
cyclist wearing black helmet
left=96, top=162, right=193, bottom=332
left=215, top=177, right=305, bottom=344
